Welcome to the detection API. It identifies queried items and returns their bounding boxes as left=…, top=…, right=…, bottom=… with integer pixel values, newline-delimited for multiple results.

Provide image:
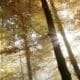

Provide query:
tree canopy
left=0, top=0, right=80, bottom=80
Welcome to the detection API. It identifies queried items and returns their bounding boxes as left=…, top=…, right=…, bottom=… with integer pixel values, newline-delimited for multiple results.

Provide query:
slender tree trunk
left=49, top=0, right=80, bottom=80
left=23, top=1, right=33, bottom=80
left=21, top=30, right=33, bottom=80
left=41, top=0, right=71, bottom=80
left=23, top=34, right=33, bottom=80
left=19, top=14, right=33, bottom=80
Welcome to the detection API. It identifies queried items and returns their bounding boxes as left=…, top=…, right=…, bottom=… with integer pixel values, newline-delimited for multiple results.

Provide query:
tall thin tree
left=15, top=1, right=33, bottom=80
left=49, top=1, right=80, bottom=79
left=41, top=0, right=71, bottom=80
left=19, top=14, right=33, bottom=80
left=0, top=0, right=33, bottom=80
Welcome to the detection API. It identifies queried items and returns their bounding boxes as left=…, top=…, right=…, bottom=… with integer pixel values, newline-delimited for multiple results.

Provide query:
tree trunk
left=21, top=31, right=33, bottom=80
left=41, top=0, right=71, bottom=80
left=49, top=0, right=80, bottom=80
left=19, top=14, right=33, bottom=80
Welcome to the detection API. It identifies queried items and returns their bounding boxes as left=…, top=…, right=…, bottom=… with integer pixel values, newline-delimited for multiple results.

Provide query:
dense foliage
left=0, top=0, right=80, bottom=80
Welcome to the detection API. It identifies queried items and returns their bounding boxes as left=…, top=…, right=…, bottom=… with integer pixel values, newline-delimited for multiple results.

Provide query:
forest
left=0, top=0, right=80, bottom=80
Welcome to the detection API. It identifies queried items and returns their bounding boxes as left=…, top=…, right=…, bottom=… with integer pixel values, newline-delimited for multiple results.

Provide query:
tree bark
left=19, top=14, right=33, bottom=80
left=41, top=0, right=71, bottom=80
left=49, top=1, right=80, bottom=80
left=21, top=30, right=33, bottom=80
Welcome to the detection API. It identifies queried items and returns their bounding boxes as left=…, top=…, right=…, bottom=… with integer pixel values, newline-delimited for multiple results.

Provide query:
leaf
left=31, top=13, right=48, bottom=35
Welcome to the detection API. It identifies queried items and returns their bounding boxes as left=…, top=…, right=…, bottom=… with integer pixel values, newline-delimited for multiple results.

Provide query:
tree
left=0, top=0, right=33, bottom=80
left=41, top=0, right=71, bottom=80
left=49, top=0, right=80, bottom=79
